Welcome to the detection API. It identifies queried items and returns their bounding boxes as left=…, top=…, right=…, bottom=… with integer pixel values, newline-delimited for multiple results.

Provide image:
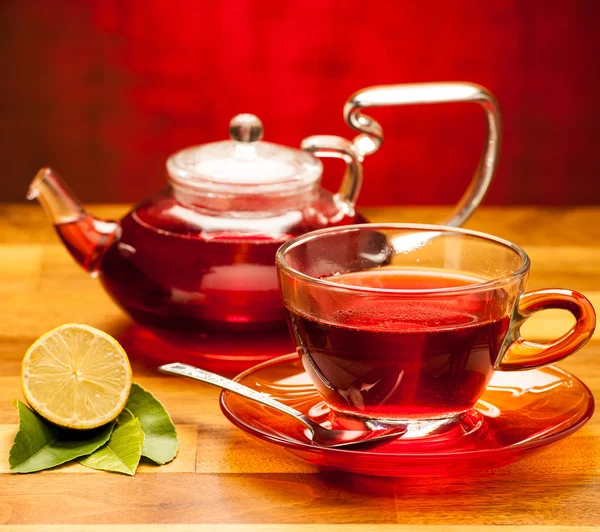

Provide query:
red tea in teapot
left=286, top=270, right=510, bottom=419
left=55, top=197, right=361, bottom=333
left=57, top=214, right=287, bottom=331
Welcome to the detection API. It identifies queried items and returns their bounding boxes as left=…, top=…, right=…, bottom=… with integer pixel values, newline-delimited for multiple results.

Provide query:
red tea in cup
left=287, top=269, right=510, bottom=420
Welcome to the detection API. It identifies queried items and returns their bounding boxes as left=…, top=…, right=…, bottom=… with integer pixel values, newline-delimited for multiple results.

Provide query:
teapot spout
left=27, top=167, right=120, bottom=275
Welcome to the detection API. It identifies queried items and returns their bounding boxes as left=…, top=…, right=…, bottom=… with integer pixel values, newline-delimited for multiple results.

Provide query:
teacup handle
left=497, top=289, right=596, bottom=371
left=302, top=82, right=502, bottom=226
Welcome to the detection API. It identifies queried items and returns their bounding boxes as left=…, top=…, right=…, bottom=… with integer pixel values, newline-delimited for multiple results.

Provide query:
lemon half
left=21, top=324, right=132, bottom=429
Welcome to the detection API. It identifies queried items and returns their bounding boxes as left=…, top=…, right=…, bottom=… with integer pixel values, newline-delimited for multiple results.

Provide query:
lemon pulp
left=21, top=324, right=132, bottom=429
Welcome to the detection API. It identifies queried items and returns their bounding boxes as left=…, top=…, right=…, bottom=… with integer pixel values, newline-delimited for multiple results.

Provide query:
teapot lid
left=167, top=114, right=322, bottom=195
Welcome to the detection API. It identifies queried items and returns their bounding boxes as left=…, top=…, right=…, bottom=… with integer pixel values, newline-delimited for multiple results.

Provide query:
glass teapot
left=28, top=82, right=501, bottom=336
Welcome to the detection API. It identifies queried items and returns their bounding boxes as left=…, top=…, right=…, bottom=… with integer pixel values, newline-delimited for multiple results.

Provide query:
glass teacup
left=276, top=224, right=596, bottom=432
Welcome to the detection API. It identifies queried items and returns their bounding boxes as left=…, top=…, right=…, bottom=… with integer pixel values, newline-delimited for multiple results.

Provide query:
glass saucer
left=219, top=354, right=594, bottom=477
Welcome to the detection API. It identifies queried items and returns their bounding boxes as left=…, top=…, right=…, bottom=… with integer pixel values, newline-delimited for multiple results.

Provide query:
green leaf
left=117, top=407, right=135, bottom=424
left=79, top=418, right=144, bottom=476
left=124, top=383, right=178, bottom=464
left=9, top=401, right=114, bottom=474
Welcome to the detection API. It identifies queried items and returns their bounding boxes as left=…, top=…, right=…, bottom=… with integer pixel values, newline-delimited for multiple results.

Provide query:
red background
left=1, top=0, right=599, bottom=207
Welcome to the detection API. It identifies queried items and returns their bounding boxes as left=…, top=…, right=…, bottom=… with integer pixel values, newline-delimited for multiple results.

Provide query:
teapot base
left=122, top=303, right=289, bottom=334
left=114, top=319, right=296, bottom=374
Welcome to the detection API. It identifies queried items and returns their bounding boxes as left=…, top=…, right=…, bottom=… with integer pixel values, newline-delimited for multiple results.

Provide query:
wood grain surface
left=0, top=204, right=599, bottom=529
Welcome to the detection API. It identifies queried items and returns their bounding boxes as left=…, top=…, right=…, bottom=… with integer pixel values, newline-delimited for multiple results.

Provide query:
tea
left=285, top=269, right=510, bottom=420
left=55, top=197, right=362, bottom=334
left=57, top=212, right=289, bottom=332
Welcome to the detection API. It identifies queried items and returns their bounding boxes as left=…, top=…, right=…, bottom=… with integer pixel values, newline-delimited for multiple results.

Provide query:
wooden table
left=1, top=204, right=599, bottom=530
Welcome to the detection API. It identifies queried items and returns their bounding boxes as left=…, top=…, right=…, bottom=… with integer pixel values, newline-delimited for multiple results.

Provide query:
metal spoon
left=158, top=362, right=405, bottom=450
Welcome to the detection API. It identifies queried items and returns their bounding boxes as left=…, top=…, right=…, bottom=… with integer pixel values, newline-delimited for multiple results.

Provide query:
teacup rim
left=276, top=223, right=531, bottom=296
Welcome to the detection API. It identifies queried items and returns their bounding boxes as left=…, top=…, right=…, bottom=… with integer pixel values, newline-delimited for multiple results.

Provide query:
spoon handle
left=158, top=362, right=315, bottom=429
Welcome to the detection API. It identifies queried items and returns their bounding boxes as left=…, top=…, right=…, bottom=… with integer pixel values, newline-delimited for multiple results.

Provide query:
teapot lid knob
left=229, top=114, right=264, bottom=143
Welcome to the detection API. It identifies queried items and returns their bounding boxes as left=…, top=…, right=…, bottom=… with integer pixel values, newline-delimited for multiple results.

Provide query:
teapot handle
left=300, top=135, right=363, bottom=217
left=303, top=82, right=501, bottom=226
